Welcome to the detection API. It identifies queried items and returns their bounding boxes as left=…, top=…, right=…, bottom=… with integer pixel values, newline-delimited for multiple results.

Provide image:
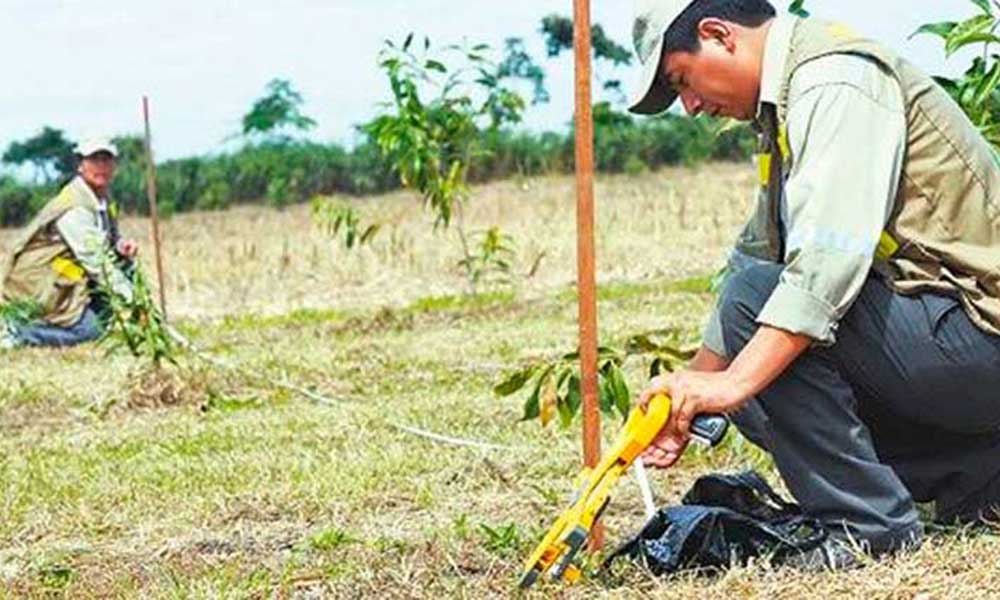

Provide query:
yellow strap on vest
left=875, top=231, right=900, bottom=261
left=758, top=127, right=791, bottom=187
left=777, top=126, right=790, bottom=162
left=758, top=153, right=773, bottom=186
left=52, top=257, right=86, bottom=282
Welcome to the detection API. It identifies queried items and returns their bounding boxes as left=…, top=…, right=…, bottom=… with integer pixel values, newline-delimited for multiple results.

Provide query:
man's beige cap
left=74, top=137, right=119, bottom=158
left=628, top=0, right=699, bottom=115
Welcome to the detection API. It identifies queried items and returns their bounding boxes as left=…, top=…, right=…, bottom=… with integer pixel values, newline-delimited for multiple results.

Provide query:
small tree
left=98, top=254, right=178, bottom=369
left=311, top=197, right=380, bottom=250
left=2, top=127, right=76, bottom=184
left=365, top=34, right=540, bottom=292
left=241, top=79, right=317, bottom=141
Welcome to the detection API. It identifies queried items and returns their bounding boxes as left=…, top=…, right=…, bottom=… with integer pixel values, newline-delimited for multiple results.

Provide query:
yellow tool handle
left=518, top=393, right=729, bottom=590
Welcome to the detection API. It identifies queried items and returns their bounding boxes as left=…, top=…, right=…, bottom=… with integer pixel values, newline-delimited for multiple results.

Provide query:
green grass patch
left=406, top=289, right=517, bottom=314
left=219, top=307, right=349, bottom=332
left=558, top=274, right=714, bottom=304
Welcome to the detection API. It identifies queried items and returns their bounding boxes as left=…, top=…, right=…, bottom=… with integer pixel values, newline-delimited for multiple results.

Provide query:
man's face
left=659, top=19, right=763, bottom=121
left=79, top=152, right=117, bottom=192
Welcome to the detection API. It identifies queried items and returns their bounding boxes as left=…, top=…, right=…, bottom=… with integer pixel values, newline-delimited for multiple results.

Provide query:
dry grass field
left=1, top=164, right=998, bottom=598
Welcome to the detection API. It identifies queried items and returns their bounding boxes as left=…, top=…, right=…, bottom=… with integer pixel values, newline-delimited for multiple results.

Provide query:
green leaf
left=648, top=357, right=666, bottom=379
left=494, top=365, right=537, bottom=397
left=788, top=0, right=810, bottom=18
left=520, top=377, right=542, bottom=422
left=555, top=366, right=573, bottom=392
left=949, top=33, right=1000, bottom=56
left=566, top=376, right=582, bottom=414
left=945, top=15, right=995, bottom=56
left=972, top=0, right=993, bottom=16
left=607, top=363, right=632, bottom=420
left=561, top=349, right=580, bottom=361
left=360, top=225, right=380, bottom=245
left=974, top=60, right=1000, bottom=107
left=403, top=32, right=415, bottom=52
left=909, top=21, right=959, bottom=41
left=425, top=60, right=448, bottom=74
left=598, top=373, right=615, bottom=414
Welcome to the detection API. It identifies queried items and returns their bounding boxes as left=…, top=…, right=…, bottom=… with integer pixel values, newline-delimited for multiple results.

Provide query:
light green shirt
left=703, top=14, right=906, bottom=355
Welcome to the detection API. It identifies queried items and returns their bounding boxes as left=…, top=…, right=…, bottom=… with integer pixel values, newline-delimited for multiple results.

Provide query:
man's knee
left=718, top=263, right=782, bottom=354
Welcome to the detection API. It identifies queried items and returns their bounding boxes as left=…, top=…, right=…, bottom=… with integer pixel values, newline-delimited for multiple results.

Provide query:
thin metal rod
left=633, top=461, right=657, bottom=520
left=573, top=0, right=602, bottom=551
left=142, top=96, right=168, bottom=320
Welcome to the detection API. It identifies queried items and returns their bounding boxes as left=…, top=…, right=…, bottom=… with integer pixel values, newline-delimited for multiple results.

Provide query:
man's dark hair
left=664, top=0, right=776, bottom=53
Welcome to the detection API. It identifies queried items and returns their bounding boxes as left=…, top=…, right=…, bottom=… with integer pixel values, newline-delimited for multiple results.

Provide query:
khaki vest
left=756, top=18, right=1000, bottom=336
left=0, top=178, right=111, bottom=327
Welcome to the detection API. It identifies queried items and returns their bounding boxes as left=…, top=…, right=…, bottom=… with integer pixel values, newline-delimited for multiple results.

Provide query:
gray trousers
left=720, top=264, right=1000, bottom=552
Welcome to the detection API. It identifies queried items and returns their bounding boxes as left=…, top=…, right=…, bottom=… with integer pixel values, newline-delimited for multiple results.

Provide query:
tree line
left=0, top=13, right=759, bottom=228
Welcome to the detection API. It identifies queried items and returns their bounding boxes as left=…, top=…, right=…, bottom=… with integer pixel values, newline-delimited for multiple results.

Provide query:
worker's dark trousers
left=720, top=263, right=1000, bottom=553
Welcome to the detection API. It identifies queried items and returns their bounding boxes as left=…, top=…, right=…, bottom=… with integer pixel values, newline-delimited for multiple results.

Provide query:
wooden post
left=573, top=0, right=602, bottom=550
left=142, top=96, right=168, bottom=319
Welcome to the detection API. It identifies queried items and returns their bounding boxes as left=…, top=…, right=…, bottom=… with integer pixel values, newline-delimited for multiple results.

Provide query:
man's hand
left=639, top=371, right=747, bottom=469
left=117, top=238, right=139, bottom=260
left=638, top=328, right=812, bottom=470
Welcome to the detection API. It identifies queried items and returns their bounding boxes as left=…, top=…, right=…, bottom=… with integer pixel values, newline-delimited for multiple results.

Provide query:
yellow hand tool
left=518, top=394, right=728, bottom=589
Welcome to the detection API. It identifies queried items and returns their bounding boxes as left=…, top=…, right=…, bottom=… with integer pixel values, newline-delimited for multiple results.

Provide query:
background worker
left=630, top=0, right=1000, bottom=568
left=1, top=137, right=138, bottom=349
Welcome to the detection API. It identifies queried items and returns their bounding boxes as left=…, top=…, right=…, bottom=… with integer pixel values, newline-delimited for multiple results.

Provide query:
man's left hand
left=117, top=239, right=139, bottom=259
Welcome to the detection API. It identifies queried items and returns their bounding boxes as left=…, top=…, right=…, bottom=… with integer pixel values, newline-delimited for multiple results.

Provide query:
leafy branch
left=912, top=0, right=1000, bottom=146
left=495, top=330, right=697, bottom=428
left=97, top=253, right=179, bottom=368
left=457, top=226, right=515, bottom=289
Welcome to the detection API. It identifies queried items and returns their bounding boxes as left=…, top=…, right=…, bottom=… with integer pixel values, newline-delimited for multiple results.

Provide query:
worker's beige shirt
left=703, top=14, right=906, bottom=355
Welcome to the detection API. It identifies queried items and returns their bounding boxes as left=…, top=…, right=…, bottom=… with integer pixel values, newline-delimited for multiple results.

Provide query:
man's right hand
left=639, top=345, right=730, bottom=470
left=642, top=425, right=690, bottom=469
left=116, top=238, right=139, bottom=260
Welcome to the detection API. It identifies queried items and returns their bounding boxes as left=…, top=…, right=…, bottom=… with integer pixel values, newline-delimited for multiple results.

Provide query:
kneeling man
left=631, top=0, right=1000, bottom=567
left=1, top=137, right=138, bottom=349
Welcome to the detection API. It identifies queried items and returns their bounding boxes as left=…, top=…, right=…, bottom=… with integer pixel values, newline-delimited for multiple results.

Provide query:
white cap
left=74, top=136, right=118, bottom=158
left=628, top=0, right=698, bottom=115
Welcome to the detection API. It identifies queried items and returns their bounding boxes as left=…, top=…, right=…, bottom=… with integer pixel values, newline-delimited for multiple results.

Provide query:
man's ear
left=696, top=18, right=736, bottom=53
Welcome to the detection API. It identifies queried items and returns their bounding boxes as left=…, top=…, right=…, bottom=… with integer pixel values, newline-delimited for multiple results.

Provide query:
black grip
left=690, top=414, right=729, bottom=447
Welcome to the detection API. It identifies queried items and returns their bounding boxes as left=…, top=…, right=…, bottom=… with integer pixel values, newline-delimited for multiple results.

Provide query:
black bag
left=604, top=470, right=827, bottom=575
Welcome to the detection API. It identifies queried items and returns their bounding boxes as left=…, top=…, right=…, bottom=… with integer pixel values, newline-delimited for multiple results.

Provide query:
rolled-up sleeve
left=757, top=57, right=906, bottom=344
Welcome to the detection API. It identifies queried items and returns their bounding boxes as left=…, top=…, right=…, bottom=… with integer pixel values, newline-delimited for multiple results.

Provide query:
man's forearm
left=727, top=326, right=812, bottom=400
left=689, top=345, right=730, bottom=373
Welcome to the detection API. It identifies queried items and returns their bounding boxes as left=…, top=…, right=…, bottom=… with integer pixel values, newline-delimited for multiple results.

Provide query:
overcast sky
left=0, top=1, right=973, bottom=160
